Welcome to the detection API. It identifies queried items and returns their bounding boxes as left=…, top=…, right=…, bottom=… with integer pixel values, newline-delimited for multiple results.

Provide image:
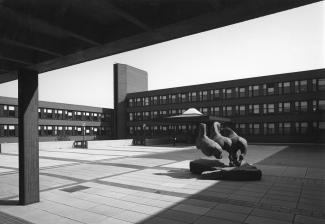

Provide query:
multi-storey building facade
left=124, top=68, right=325, bottom=143
left=1, top=65, right=323, bottom=144
left=0, top=96, right=114, bottom=143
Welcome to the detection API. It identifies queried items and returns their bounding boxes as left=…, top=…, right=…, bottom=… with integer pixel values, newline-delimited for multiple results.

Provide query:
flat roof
left=0, top=0, right=320, bottom=83
left=126, top=68, right=325, bottom=98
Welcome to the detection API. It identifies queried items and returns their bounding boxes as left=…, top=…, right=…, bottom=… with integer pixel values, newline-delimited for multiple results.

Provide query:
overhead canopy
left=0, top=0, right=319, bottom=83
left=164, top=108, right=230, bottom=123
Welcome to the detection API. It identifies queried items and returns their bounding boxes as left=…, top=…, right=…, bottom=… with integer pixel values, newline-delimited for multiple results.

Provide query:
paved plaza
left=0, top=142, right=325, bottom=224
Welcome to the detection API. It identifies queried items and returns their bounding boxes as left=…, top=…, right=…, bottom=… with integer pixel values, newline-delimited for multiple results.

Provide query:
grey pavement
left=0, top=143, right=325, bottom=224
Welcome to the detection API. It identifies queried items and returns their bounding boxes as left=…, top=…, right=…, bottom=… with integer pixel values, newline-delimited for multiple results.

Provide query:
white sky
left=0, top=2, right=324, bottom=108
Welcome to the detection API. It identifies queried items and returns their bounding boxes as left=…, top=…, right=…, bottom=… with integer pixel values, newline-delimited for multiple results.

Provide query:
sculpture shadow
left=154, top=169, right=200, bottom=180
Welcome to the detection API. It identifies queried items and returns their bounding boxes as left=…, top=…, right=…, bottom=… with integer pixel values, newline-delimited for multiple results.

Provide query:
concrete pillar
left=18, top=68, right=39, bottom=205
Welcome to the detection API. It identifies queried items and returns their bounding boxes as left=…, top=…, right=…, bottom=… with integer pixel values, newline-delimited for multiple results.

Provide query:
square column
left=113, top=64, right=148, bottom=139
left=18, top=68, right=39, bottom=205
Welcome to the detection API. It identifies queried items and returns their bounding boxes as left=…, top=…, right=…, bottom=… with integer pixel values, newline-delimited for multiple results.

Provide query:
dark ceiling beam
left=0, top=56, right=32, bottom=66
left=27, top=0, right=320, bottom=75
left=0, top=70, right=17, bottom=83
left=0, top=69, right=9, bottom=73
left=0, top=5, right=101, bottom=47
left=97, top=0, right=152, bottom=32
left=0, top=38, right=62, bottom=57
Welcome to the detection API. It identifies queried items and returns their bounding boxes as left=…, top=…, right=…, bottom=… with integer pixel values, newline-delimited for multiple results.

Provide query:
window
left=238, top=124, right=246, bottom=135
left=279, top=122, right=291, bottom=135
left=170, top=94, right=177, bottom=104
left=191, top=92, right=197, bottom=102
left=265, top=104, right=274, bottom=114
left=295, top=80, right=308, bottom=93
left=4, top=125, right=16, bottom=137
left=143, top=111, right=150, bottom=120
left=144, top=97, right=149, bottom=106
left=264, top=123, right=275, bottom=135
left=75, top=111, right=82, bottom=120
left=55, top=109, right=63, bottom=119
left=210, top=89, right=220, bottom=100
left=151, top=96, right=158, bottom=105
left=151, top=111, right=158, bottom=119
left=129, top=127, right=134, bottom=135
left=93, top=113, right=98, bottom=121
left=180, top=93, right=187, bottom=103
left=279, top=102, right=291, bottom=113
left=278, top=82, right=290, bottom=94
left=283, top=82, right=291, bottom=94
left=38, top=108, right=42, bottom=118
left=128, top=99, right=134, bottom=107
left=93, top=127, right=98, bottom=135
left=201, top=91, right=208, bottom=101
left=225, top=106, right=233, bottom=116
left=225, top=89, right=232, bottom=99
left=239, top=105, right=245, bottom=116
left=319, top=78, right=325, bottom=91
left=129, top=113, right=133, bottom=121
left=160, top=110, right=167, bottom=118
left=170, top=109, right=177, bottom=115
left=295, top=122, right=308, bottom=134
left=84, top=112, right=90, bottom=120
left=266, top=83, right=275, bottom=96
left=313, top=100, right=317, bottom=112
left=136, top=98, right=142, bottom=107
left=253, top=85, right=259, bottom=96
left=160, top=96, right=167, bottom=104
left=319, top=100, right=325, bottom=111
left=250, top=123, right=260, bottom=135
left=239, top=87, right=246, bottom=98
left=75, top=127, right=81, bottom=135
left=295, top=101, right=308, bottom=113
left=67, top=111, right=73, bottom=119
left=312, top=79, right=317, bottom=91
left=200, top=107, right=208, bottom=115
left=57, top=126, right=64, bottom=135
left=4, top=105, right=16, bottom=117
left=211, top=107, right=220, bottom=116
left=253, top=104, right=259, bottom=114
left=85, top=127, right=91, bottom=135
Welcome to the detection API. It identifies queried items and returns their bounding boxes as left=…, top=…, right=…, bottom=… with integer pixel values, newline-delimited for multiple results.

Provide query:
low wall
left=0, top=139, right=134, bottom=154
left=87, top=139, right=133, bottom=147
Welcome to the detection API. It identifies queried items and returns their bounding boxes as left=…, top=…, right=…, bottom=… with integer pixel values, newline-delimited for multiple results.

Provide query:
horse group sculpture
left=196, top=122, right=248, bottom=167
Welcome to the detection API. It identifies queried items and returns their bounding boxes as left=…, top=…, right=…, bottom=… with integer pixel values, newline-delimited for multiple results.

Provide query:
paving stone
left=96, top=217, right=132, bottom=224
left=194, top=216, right=241, bottom=224
left=251, top=208, right=294, bottom=222
left=245, top=215, right=292, bottom=224
left=111, top=210, right=150, bottom=223
left=87, top=204, right=125, bottom=217
left=172, top=203, right=210, bottom=215
left=157, top=209, right=200, bottom=223
left=143, top=217, right=187, bottom=224
left=295, top=215, right=325, bottom=224
left=205, top=208, right=248, bottom=222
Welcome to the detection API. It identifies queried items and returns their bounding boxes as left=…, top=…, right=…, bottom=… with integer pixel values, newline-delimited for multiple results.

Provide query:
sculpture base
left=189, top=159, right=262, bottom=181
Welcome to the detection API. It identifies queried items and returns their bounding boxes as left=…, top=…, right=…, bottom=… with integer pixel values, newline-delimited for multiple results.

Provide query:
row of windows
left=0, top=125, right=112, bottom=137
left=128, top=121, right=324, bottom=136
left=128, top=100, right=325, bottom=121
left=128, top=78, right=325, bottom=107
left=0, top=105, right=112, bottom=121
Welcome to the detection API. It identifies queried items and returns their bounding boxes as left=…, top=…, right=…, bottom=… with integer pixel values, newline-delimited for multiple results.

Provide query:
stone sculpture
left=210, top=122, right=232, bottom=161
left=221, top=127, right=248, bottom=167
left=192, top=123, right=261, bottom=181
left=196, top=123, right=223, bottom=159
